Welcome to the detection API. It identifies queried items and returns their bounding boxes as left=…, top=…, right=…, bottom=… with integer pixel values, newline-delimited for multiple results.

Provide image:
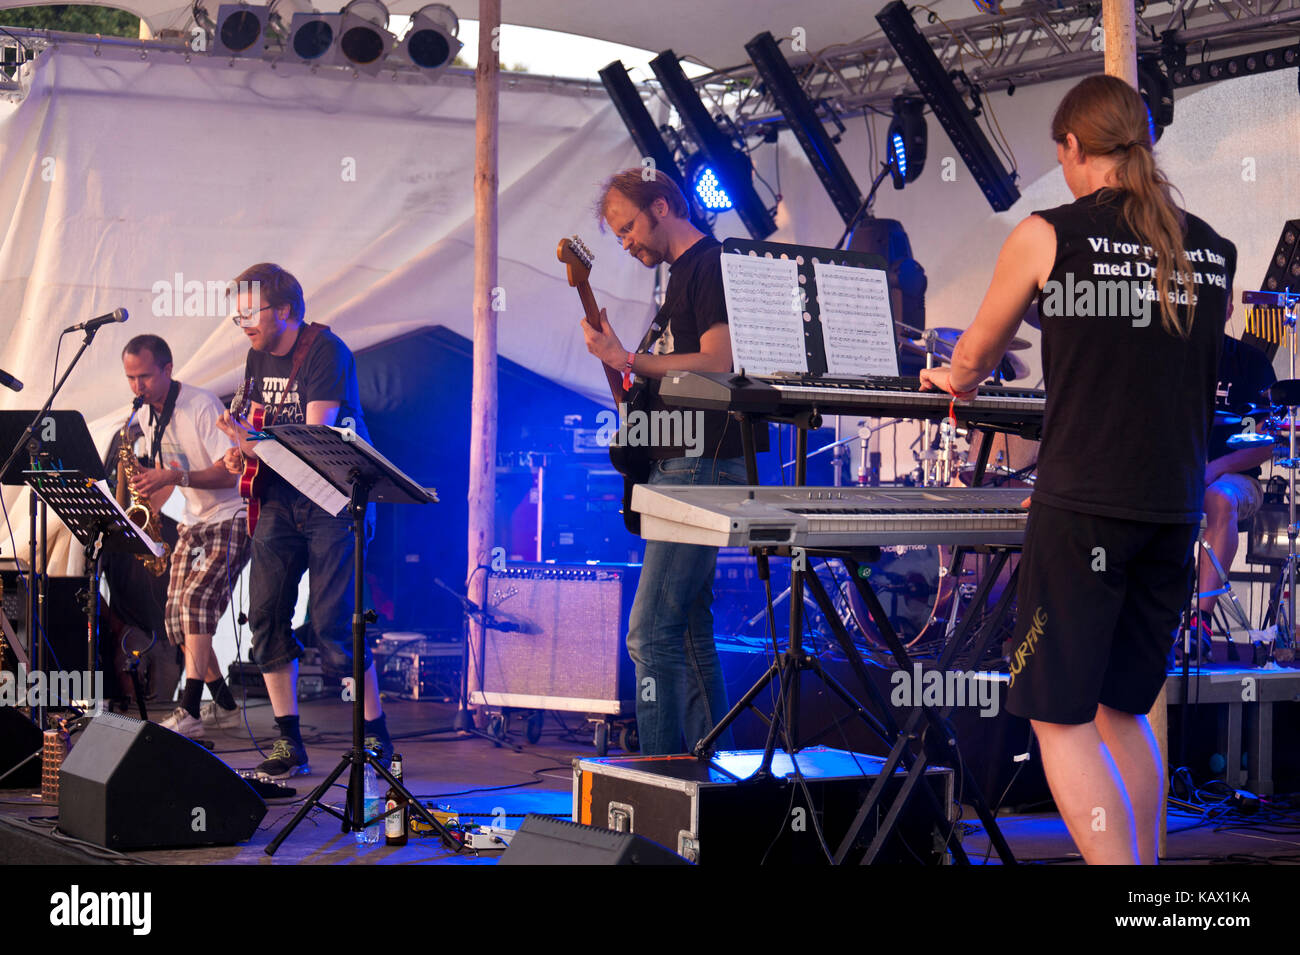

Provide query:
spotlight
left=598, top=60, right=714, bottom=236
left=744, top=31, right=864, bottom=227
left=212, top=3, right=271, bottom=56
left=401, top=3, right=462, bottom=73
left=1137, top=57, right=1174, bottom=143
left=687, top=156, right=733, bottom=211
left=288, top=11, right=343, bottom=64
left=876, top=0, right=1018, bottom=212
left=887, top=97, right=927, bottom=189
left=338, top=0, right=394, bottom=73
left=650, top=49, right=776, bottom=239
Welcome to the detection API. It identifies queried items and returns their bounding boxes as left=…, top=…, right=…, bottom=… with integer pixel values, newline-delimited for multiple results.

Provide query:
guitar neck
left=577, top=279, right=626, bottom=405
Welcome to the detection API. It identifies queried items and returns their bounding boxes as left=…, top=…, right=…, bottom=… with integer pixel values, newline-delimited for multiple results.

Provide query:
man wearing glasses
left=217, top=263, right=391, bottom=780
left=581, top=169, right=762, bottom=756
left=119, top=334, right=251, bottom=737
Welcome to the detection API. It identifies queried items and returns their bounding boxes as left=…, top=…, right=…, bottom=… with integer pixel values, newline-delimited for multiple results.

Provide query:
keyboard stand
left=687, top=409, right=989, bottom=863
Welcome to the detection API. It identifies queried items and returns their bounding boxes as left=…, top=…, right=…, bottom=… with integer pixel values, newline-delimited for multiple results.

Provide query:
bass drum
left=836, top=546, right=941, bottom=651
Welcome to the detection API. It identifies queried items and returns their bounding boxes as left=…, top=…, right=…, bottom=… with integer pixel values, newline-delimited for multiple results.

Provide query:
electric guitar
left=229, top=377, right=266, bottom=535
left=558, top=235, right=654, bottom=534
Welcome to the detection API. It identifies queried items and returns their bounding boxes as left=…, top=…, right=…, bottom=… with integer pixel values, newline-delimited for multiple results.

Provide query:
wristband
left=621, top=351, right=635, bottom=391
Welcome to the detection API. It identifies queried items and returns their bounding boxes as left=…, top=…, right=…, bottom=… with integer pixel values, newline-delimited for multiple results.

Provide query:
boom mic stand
left=0, top=323, right=110, bottom=731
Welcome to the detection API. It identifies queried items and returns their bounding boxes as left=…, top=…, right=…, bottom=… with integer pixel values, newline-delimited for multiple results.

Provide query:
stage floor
left=2, top=694, right=1297, bottom=865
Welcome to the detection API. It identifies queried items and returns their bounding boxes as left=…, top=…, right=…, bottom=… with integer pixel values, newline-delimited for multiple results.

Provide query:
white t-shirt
left=131, top=383, right=244, bottom=527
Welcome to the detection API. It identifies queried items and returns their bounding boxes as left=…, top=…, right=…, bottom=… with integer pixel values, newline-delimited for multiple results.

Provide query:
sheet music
left=254, top=440, right=349, bottom=517
left=813, top=262, right=898, bottom=377
left=720, top=254, right=807, bottom=376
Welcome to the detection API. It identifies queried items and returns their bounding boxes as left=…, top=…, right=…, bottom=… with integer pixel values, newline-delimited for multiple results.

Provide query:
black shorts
left=1005, top=501, right=1198, bottom=725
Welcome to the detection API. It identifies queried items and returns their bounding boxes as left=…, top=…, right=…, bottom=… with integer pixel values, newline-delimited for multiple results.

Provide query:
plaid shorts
left=164, top=515, right=253, bottom=645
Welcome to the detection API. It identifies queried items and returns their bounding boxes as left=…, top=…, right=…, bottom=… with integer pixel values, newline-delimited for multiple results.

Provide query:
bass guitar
left=558, top=234, right=654, bottom=535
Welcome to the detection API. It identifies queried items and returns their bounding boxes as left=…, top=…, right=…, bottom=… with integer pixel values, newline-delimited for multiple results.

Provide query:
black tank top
left=1032, top=189, right=1236, bottom=522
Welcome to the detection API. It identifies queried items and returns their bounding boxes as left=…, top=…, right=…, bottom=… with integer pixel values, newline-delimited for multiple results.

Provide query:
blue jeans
left=627, top=455, right=747, bottom=755
left=247, top=486, right=374, bottom=679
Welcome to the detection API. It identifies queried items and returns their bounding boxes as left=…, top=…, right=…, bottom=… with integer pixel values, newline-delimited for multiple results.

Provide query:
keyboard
left=631, top=484, right=1028, bottom=549
left=659, top=371, right=1045, bottom=437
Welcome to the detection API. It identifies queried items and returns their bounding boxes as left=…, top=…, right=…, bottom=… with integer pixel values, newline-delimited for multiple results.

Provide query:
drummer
left=1199, top=333, right=1276, bottom=647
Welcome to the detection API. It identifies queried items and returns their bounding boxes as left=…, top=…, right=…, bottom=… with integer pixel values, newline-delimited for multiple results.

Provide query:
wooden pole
left=1103, top=0, right=1164, bottom=860
left=465, top=0, right=500, bottom=724
left=1102, top=0, right=1139, bottom=87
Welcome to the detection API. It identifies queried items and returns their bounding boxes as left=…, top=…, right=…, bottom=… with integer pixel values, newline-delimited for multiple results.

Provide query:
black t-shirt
left=1032, top=190, right=1236, bottom=522
left=646, top=237, right=764, bottom=460
left=1208, top=336, right=1276, bottom=477
left=244, top=324, right=371, bottom=500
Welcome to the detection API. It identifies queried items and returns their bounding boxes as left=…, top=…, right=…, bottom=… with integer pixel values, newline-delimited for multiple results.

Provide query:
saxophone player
left=120, top=335, right=252, bottom=738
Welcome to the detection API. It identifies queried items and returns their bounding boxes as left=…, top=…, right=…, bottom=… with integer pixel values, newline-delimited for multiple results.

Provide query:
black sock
left=364, top=714, right=390, bottom=748
left=207, top=677, right=236, bottom=710
left=275, top=714, right=303, bottom=746
left=181, top=679, right=203, bottom=719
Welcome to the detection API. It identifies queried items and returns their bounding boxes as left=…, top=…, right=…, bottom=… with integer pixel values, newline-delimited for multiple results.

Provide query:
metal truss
left=690, top=0, right=1300, bottom=130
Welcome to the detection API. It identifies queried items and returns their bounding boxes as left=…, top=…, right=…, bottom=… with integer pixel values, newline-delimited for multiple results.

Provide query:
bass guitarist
left=581, top=168, right=765, bottom=755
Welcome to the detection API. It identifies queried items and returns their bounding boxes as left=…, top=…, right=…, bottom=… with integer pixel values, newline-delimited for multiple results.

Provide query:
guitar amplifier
left=469, top=563, right=639, bottom=716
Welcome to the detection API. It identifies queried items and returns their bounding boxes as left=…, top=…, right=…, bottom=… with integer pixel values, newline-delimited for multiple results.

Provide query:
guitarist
left=582, top=168, right=765, bottom=756
left=119, top=334, right=251, bottom=736
left=216, top=263, right=392, bottom=780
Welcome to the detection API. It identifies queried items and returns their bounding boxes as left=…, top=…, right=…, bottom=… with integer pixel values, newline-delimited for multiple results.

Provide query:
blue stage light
left=692, top=164, right=734, bottom=212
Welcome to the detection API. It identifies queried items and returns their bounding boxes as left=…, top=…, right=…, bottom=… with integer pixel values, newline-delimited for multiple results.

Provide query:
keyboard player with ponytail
left=920, top=74, right=1236, bottom=864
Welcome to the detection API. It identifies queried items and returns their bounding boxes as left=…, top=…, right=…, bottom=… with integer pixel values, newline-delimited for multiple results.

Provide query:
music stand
left=0, top=412, right=105, bottom=726
left=256, top=425, right=455, bottom=854
left=23, top=469, right=163, bottom=706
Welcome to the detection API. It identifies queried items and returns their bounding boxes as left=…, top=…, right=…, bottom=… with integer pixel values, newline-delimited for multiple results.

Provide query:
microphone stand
left=0, top=325, right=107, bottom=731
left=431, top=576, right=524, bottom=736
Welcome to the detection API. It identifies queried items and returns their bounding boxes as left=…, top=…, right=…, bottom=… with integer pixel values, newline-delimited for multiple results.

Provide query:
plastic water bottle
left=357, top=761, right=382, bottom=845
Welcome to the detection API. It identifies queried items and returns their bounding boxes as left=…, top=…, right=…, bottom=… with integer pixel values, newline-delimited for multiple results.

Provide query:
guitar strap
left=267, top=322, right=325, bottom=425
left=146, top=381, right=182, bottom=467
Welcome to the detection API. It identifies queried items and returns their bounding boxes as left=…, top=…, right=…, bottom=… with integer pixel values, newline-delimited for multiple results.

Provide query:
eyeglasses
left=614, top=206, right=648, bottom=239
left=229, top=304, right=272, bottom=328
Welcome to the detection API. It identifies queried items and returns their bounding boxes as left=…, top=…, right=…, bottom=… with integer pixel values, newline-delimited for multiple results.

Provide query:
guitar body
left=238, top=404, right=265, bottom=535
left=608, top=382, right=655, bottom=535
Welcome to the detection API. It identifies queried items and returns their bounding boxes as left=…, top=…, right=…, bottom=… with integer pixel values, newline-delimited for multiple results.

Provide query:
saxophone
left=116, top=397, right=171, bottom=576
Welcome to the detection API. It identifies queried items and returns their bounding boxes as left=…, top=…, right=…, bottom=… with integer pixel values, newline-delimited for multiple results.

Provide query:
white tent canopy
left=0, top=0, right=876, bottom=68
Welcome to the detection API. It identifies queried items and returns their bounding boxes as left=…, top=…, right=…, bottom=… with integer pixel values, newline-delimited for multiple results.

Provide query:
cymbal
left=931, top=327, right=1032, bottom=351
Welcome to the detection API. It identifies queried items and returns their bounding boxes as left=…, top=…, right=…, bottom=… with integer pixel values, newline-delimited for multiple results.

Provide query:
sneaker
left=200, top=699, right=242, bottom=728
left=159, top=706, right=204, bottom=740
left=255, top=738, right=310, bottom=780
left=364, top=735, right=392, bottom=772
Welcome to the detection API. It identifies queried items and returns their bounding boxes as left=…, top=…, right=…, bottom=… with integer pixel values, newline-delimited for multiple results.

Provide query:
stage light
left=597, top=60, right=714, bottom=236
left=338, top=0, right=394, bottom=73
left=876, top=0, right=1018, bottom=212
left=687, top=157, right=733, bottom=211
left=212, top=3, right=271, bottom=56
left=887, top=97, right=927, bottom=189
left=1137, top=57, right=1174, bottom=143
left=744, top=30, right=864, bottom=227
left=401, top=3, right=462, bottom=73
left=288, top=11, right=343, bottom=64
left=1168, top=42, right=1299, bottom=89
left=650, top=49, right=776, bottom=239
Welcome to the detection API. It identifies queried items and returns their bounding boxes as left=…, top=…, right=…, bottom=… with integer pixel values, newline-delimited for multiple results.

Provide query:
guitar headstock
left=557, top=235, right=594, bottom=287
left=230, top=377, right=255, bottom=420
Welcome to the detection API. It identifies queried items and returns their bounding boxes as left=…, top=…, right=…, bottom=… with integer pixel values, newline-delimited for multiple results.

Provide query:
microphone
left=0, top=369, right=21, bottom=392
left=64, top=308, right=128, bottom=334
